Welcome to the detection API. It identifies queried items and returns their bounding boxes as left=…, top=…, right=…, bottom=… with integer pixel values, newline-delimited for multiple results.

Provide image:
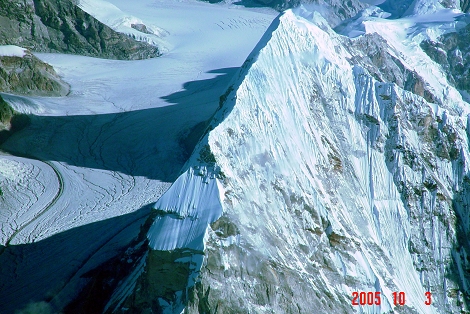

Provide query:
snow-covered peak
left=110, top=3, right=470, bottom=313
left=378, top=0, right=462, bottom=17
left=175, top=5, right=470, bottom=313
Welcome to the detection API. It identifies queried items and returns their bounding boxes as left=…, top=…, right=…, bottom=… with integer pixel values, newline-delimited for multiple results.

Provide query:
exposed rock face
left=348, top=33, right=437, bottom=104
left=111, top=248, right=203, bottom=314
left=0, top=94, right=30, bottom=143
left=0, top=0, right=160, bottom=60
left=463, top=0, right=470, bottom=12
left=421, top=22, right=470, bottom=95
left=0, top=51, right=69, bottom=96
left=0, top=95, right=15, bottom=128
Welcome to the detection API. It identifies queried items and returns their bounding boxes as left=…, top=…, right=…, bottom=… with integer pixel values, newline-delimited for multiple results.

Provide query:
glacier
left=0, top=0, right=277, bottom=312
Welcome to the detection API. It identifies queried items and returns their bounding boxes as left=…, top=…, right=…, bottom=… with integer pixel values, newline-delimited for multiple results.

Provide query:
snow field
left=0, top=156, right=59, bottom=245
left=0, top=45, right=27, bottom=57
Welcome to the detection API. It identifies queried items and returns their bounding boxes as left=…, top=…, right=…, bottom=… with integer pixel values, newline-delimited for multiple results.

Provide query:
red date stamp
left=352, top=292, right=381, bottom=305
left=351, top=291, right=432, bottom=306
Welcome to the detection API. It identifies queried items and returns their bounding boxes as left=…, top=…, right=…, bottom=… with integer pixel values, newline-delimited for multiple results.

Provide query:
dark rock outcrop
left=421, top=22, right=470, bottom=95
left=0, top=95, right=14, bottom=127
left=462, top=0, right=470, bottom=12
left=0, top=0, right=160, bottom=60
left=0, top=94, right=30, bottom=143
left=0, top=50, right=69, bottom=96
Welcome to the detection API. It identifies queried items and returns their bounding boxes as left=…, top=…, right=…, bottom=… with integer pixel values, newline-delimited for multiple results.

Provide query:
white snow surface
left=0, top=0, right=275, bottom=244
left=147, top=167, right=224, bottom=251
left=78, top=0, right=170, bottom=51
left=0, top=45, right=27, bottom=57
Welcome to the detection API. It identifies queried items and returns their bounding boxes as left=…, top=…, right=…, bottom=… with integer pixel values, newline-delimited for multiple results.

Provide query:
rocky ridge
left=421, top=19, right=470, bottom=97
left=0, top=0, right=160, bottom=60
left=0, top=49, right=69, bottom=96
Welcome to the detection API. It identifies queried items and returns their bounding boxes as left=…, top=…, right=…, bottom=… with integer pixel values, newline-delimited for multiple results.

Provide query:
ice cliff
left=115, top=5, right=470, bottom=314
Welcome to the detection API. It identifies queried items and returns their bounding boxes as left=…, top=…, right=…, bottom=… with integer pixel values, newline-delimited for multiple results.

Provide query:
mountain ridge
left=0, top=0, right=160, bottom=60
left=128, top=7, right=470, bottom=313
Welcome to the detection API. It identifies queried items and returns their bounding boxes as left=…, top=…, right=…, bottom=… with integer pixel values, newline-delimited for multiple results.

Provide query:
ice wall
left=147, top=167, right=224, bottom=251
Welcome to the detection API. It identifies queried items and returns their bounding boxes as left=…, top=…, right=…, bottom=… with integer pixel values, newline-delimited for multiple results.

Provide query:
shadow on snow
left=0, top=203, right=153, bottom=314
left=0, top=67, right=239, bottom=182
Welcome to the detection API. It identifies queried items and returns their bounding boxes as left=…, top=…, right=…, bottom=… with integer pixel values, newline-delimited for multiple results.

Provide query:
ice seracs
left=147, top=166, right=224, bottom=251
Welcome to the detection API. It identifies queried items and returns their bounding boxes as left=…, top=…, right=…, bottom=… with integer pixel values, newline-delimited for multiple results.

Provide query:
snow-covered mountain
left=103, top=3, right=470, bottom=314
left=0, top=0, right=161, bottom=59
left=2, top=0, right=470, bottom=313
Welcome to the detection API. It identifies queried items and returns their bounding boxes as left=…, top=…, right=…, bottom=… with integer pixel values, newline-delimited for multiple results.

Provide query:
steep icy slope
left=121, top=6, right=470, bottom=314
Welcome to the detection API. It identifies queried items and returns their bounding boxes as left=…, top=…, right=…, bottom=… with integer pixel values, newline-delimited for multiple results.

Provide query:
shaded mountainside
left=0, top=0, right=160, bottom=60
left=464, top=0, right=470, bottom=12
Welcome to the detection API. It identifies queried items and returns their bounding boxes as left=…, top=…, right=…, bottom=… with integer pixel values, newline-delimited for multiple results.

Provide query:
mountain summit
left=105, top=4, right=470, bottom=313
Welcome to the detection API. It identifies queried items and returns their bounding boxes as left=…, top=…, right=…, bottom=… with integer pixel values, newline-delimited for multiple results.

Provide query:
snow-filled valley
left=0, top=1, right=276, bottom=312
